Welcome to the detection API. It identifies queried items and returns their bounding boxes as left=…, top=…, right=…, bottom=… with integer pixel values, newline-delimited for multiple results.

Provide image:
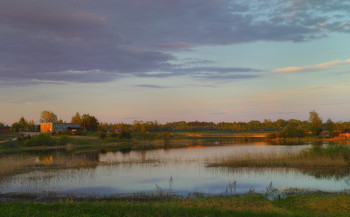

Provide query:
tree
left=81, top=114, right=98, bottom=131
left=325, top=118, right=336, bottom=137
left=309, top=110, right=322, bottom=136
left=28, top=120, right=36, bottom=132
left=11, top=122, right=21, bottom=132
left=18, top=117, right=28, bottom=129
left=40, top=110, right=58, bottom=123
left=71, top=112, right=82, bottom=124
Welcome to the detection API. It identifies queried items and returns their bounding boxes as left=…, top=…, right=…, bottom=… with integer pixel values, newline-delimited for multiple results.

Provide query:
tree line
left=4, top=110, right=350, bottom=138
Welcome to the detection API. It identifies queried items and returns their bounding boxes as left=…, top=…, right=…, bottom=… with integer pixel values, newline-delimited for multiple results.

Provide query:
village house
left=40, top=123, right=81, bottom=133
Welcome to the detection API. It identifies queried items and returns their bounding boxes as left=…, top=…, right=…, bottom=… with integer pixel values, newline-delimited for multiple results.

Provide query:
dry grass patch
left=208, top=145, right=350, bottom=169
left=0, top=155, right=36, bottom=177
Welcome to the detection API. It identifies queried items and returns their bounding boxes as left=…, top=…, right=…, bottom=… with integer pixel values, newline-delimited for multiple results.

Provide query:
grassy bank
left=0, top=194, right=349, bottom=217
left=208, top=145, right=350, bottom=168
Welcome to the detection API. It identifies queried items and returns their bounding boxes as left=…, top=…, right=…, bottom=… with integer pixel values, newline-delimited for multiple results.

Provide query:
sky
left=1, top=0, right=350, bottom=125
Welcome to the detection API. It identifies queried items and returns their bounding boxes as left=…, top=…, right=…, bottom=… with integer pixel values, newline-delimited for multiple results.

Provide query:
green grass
left=0, top=132, right=18, bottom=141
left=0, top=194, right=348, bottom=217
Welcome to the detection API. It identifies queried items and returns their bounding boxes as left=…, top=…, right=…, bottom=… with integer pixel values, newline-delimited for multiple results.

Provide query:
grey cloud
left=0, top=0, right=349, bottom=85
left=135, top=84, right=170, bottom=89
left=134, top=66, right=262, bottom=80
left=174, top=67, right=262, bottom=73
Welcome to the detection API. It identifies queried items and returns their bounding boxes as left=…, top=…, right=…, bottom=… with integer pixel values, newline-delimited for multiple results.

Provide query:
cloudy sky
left=1, top=0, right=350, bottom=124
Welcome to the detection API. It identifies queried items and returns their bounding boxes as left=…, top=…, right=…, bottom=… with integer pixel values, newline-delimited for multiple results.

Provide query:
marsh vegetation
left=208, top=145, right=350, bottom=169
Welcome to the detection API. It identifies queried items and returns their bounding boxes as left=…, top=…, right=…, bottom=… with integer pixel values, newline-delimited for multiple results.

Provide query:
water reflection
left=0, top=142, right=349, bottom=197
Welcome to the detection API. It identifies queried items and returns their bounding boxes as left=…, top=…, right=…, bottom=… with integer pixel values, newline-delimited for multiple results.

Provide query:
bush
left=280, top=126, right=307, bottom=138
left=57, top=135, right=71, bottom=145
left=156, top=131, right=173, bottom=140
left=17, top=134, right=26, bottom=142
left=99, top=132, right=107, bottom=139
left=120, top=129, right=131, bottom=139
left=110, top=132, right=119, bottom=137
left=103, top=137, right=120, bottom=143
left=23, top=134, right=56, bottom=146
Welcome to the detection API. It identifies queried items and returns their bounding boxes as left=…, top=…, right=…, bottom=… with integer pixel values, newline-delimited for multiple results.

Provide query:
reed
left=208, top=145, right=350, bottom=168
left=0, top=155, right=36, bottom=177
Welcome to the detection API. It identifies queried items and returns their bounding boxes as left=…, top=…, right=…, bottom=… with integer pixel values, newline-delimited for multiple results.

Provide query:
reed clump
left=0, top=155, right=36, bottom=177
left=208, top=145, right=350, bottom=168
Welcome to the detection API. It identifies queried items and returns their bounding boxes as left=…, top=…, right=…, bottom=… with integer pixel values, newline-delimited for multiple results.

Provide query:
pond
left=0, top=142, right=349, bottom=197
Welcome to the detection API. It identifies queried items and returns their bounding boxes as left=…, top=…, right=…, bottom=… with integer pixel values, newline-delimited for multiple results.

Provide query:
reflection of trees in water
left=34, top=152, right=100, bottom=170
left=208, top=167, right=350, bottom=181
left=298, top=167, right=350, bottom=181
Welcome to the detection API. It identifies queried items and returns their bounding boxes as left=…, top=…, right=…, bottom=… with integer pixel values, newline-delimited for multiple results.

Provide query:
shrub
left=103, top=137, right=120, bottom=143
left=280, top=126, right=307, bottom=138
left=57, top=135, right=71, bottom=145
left=110, top=132, right=119, bottom=138
left=23, top=134, right=56, bottom=147
left=120, top=129, right=131, bottom=139
left=17, top=134, right=26, bottom=142
left=99, top=132, right=107, bottom=139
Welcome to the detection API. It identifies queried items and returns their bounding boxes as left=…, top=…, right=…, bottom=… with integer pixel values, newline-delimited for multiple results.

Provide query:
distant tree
left=120, top=126, right=131, bottom=139
left=81, top=114, right=98, bottom=131
left=0, top=122, right=4, bottom=127
left=71, top=112, right=82, bottom=124
left=10, top=116, right=31, bottom=131
left=131, top=121, right=147, bottom=139
left=262, top=119, right=274, bottom=131
left=247, top=120, right=262, bottom=131
left=325, top=118, right=336, bottom=137
left=276, top=119, right=287, bottom=130
left=40, top=110, right=58, bottom=123
left=309, top=110, right=322, bottom=136
left=11, top=122, right=21, bottom=132
left=18, top=117, right=28, bottom=129
left=28, top=120, right=36, bottom=132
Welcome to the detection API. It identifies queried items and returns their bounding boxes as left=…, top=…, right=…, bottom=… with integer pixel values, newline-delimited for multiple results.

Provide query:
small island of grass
left=208, top=145, right=350, bottom=169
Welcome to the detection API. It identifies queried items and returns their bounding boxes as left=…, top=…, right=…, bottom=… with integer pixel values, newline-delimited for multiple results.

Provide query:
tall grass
left=208, top=145, right=350, bottom=168
left=0, top=155, right=36, bottom=177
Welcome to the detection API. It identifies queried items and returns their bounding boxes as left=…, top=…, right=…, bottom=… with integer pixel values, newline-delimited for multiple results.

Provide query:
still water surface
left=1, top=143, right=349, bottom=196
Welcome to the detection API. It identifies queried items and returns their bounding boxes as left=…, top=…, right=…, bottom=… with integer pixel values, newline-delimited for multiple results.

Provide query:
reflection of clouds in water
left=99, top=144, right=309, bottom=164
left=1, top=168, right=97, bottom=194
